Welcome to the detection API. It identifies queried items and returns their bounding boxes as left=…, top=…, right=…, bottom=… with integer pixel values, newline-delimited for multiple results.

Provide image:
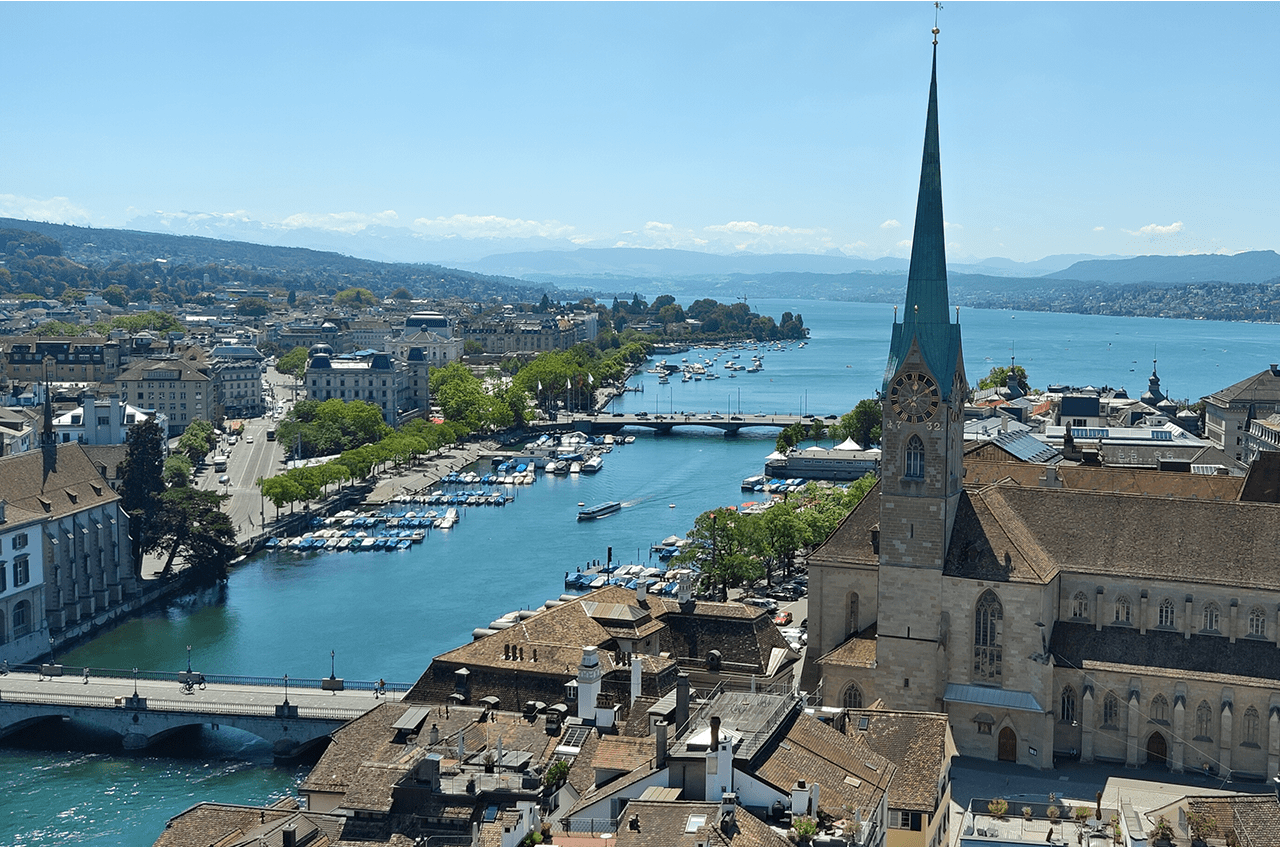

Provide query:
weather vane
left=933, top=2, right=942, bottom=45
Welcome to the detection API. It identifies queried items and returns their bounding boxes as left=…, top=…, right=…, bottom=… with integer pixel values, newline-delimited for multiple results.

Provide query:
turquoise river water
left=3, top=299, right=1278, bottom=845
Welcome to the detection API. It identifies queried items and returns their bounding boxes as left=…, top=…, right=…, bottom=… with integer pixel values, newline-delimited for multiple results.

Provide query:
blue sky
left=2, top=2, right=1275, bottom=264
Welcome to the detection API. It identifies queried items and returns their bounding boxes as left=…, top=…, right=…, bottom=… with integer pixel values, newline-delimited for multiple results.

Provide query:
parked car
left=742, top=597, right=779, bottom=613
left=773, top=611, right=793, bottom=626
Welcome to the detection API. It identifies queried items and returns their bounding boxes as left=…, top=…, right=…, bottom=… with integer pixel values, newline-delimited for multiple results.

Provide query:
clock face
left=890, top=371, right=940, bottom=422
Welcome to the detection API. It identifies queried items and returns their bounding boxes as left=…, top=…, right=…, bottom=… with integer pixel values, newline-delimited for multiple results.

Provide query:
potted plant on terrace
left=1150, top=815, right=1175, bottom=847
left=987, top=799, right=1009, bottom=819
left=1023, top=806, right=1034, bottom=821
left=1187, top=809, right=1217, bottom=846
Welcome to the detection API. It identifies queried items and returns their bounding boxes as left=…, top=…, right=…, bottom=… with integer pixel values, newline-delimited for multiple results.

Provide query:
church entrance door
left=998, top=727, right=1017, bottom=762
left=1146, top=732, right=1168, bottom=765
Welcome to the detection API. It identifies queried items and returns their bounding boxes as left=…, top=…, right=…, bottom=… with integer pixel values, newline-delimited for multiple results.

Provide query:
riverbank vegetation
left=673, top=475, right=877, bottom=595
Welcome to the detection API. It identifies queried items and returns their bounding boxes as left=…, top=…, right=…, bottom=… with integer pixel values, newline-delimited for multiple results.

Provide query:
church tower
left=874, top=36, right=968, bottom=709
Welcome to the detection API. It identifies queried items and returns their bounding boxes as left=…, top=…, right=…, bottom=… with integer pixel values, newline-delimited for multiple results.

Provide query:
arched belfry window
left=973, top=590, right=1003, bottom=684
left=905, top=435, right=925, bottom=479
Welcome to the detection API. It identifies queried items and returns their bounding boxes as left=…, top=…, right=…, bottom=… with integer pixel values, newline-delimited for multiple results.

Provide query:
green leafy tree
left=390, top=287, right=413, bottom=301
left=463, top=340, right=485, bottom=355
left=275, top=345, right=309, bottom=380
left=149, top=487, right=237, bottom=586
left=178, top=419, right=217, bottom=462
left=101, top=284, right=129, bottom=307
left=236, top=296, right=269, bottom=317
left=674, top=507, right=763, bottom=598
left=163, top=455, right=193, bottom=487
left=978, top=365, right=1029, bottom=393
left=332, top=287, right=379, bottom=308
left=120, top=418, right=166, bottom=575
left=835, top=398, right=882, bottom=447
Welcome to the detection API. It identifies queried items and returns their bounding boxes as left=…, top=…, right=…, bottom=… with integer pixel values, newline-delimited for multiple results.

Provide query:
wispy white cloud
left=1093, top=226, right=1105, bottom=232
left=896, top=239, right=912, bottom=249
left=644, top=221, right=674, bottom=232
left=1123, top=220, right=1184, bottom=237
left=280, top=210, right=399, bottom=233
left=943, top=220, right=962, bottom=231
left=0, top=193, right=92, bottom=225
left=705, top=220, right=816, bottom=236
left=879, top=219, right=901, bottom=229
left=410, top=213, right=578, bottom=241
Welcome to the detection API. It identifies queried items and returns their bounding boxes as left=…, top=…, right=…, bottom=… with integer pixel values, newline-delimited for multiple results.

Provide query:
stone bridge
left=0, top=667, right=396, bottom=759
left=535, top=412, right=837, bottom=437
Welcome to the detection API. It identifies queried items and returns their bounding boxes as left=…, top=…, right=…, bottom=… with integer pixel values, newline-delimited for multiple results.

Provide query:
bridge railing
left=1, top=664, right=412, bottom=694
left=0, top=686, right=369, bottom=721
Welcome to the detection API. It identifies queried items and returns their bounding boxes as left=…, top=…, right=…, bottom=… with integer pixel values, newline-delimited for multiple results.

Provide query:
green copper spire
left=885, top=43, right=962, bottom=398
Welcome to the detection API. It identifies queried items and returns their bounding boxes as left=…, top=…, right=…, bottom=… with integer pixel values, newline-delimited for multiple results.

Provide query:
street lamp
left=133, top=667, right=139, bottom=698
left=283, top=673, right=290, bottom=705
left=186, top=644, right=192, bottom=674
left=330, top=650, right=337, bottom=680
left=48, top=635, right=56, bottom=665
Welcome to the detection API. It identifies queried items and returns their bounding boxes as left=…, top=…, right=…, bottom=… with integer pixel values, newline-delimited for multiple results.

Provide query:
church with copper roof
left=808, top=38, right=1280, bottom=778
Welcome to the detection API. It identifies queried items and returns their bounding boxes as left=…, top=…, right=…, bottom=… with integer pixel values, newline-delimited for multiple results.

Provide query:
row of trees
left=257, top=411, right=475, bottom=515
left=775, top=399, right=883, bottom=452
left=673, top=476, right=877, bottom=595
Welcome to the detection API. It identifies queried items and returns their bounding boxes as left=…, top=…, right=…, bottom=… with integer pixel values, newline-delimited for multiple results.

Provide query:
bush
left=987, top=798, right=1009, bottom=818
left=1046, top=805, right=1061, bottom=822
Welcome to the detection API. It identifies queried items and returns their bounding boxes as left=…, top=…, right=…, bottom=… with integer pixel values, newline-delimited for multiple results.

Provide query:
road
left=194, top=369, right=299, bottom=536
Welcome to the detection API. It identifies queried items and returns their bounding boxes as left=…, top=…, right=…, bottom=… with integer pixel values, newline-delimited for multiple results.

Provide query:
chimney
left=675, top=673, right=690, bottom=731
left=792, top=780, right=811, bottom=816
left=458, top=732, right=466, bottom=762
left=429, top=723, right=440, bottom=745
left=636, top=578, right=648, bottom=604
left=281, top=825, right=296, bottom=847
left=720, top=792, right=737, bottom=825
left=710, top=715, right=721, bottom=749
left=655, top=720, right=667, bottom=767
left=1271, top=364, right=1279, bottom=376
left=677, top=571, right=693, bottom=604
left=577, top=646, right=602, bottom=721
left=811, top=782, right=820, bottom=818
left=630, top=652, right=642, bottom=706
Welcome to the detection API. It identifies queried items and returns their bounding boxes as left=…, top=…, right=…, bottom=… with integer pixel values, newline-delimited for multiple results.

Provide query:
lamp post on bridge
left=283, top=674, right=290, bottom=706
left=186, top=644, right=192, bottom=674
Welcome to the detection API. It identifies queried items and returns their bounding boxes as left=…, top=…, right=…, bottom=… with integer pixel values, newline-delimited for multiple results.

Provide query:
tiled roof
left=593, top=735, right=657, bottom=774
left=1185, top=795, right=1280, bottom=847
left=1050, top=621, right=1280, bottom=684
left=751, top=710, right=895, bottom=815
left=948, top=482, right=1280, bottom=590
left=1204, top=367, right=1280, bottom=407
left=152, top=803, right=343, bottom=847
left=806, top=482, right=881, bottom=569
left=818, top=625, right=878, bottom=668
left=845, top=710, right=949, bottom=813
left=0, top=442, right=120, bottom=527
left=613, top=799, right=793, bottom=847
left=964, top=460, right=1245, bottom=500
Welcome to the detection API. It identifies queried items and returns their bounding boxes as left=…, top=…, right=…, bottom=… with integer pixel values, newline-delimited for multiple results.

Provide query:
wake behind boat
left=577, top=501, right=622, bottom=521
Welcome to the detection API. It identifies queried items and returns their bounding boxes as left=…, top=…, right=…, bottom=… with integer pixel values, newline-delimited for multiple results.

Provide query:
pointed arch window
left=1114, top=595, right=1132, bottom=624
left=1242, top=706, right=1260, bottom=746
left=1158, top=598, right=1175, bottom=628
left=973, top=591, right=1003, bottom=684
left=1202, top=603, right=1221, bottom=633
left=905, top=435, right=925, bottom=479
left=1195, top=701, right=1213, bottom=739
left=1059, top=686, right=1076, bottom=724
left=842, top=683, right=864, bottom=709
left=1071, top=592, right=1089, bottom=620
left=1150, top=694, right=1169, bottom=724
left=1248, top=606, right=1266, bottom=638
left=1102, top=692, right=1120, bottom=728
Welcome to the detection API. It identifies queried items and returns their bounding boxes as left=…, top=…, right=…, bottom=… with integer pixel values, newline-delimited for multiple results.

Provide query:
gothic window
left=1248, top=606, right=1266, bottom=637
left=905, top=435, right=925, bottom=479
left=1060, top=686, right=1076, bottom=724
left=1103, top=692, right=1120, bottom=728
left=1150, top=694, right=1169, bottom=724
left=1114, top=596, right=1132, bottom=624
left=1158, top=599, right=1175, bottom=628
left=1072, top=592, right=1089, bottom=620
left=1202, top=603, right=1221, bottom=633
left=1242, top=706, right=1260, bottom=746
left=1195, top=701, right=1213, bottom=739
left=842, top=683, right=864, bottom=709
left=973, top=590, right=1003, bottom=684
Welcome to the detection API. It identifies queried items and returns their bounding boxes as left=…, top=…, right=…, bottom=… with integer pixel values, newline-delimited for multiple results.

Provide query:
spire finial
left=933, top=2, right=942, bottom=45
